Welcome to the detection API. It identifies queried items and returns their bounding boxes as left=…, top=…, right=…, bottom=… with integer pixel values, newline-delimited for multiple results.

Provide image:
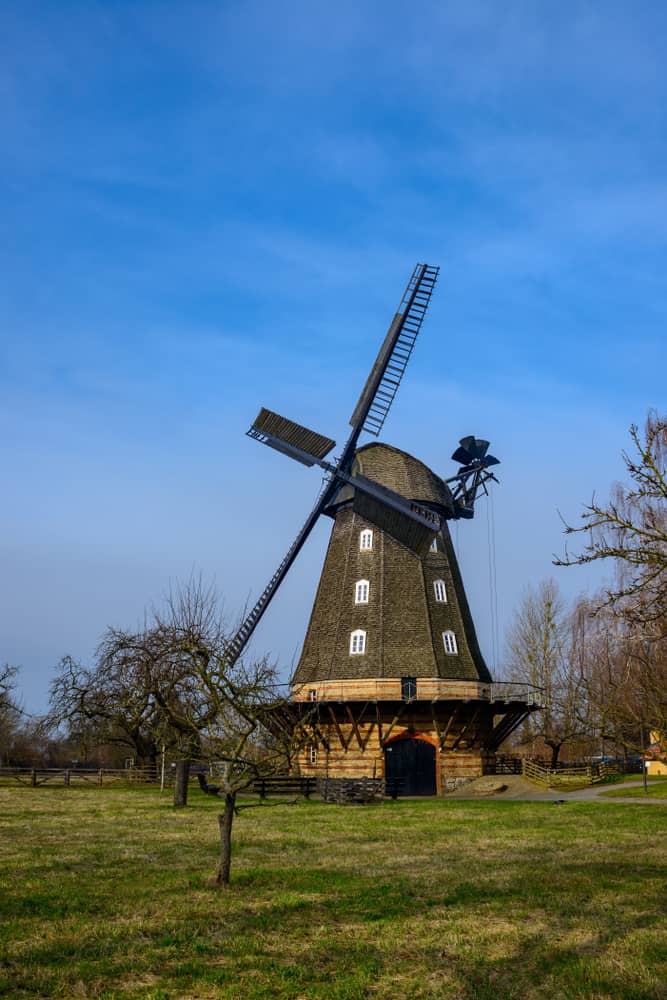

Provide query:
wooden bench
left=252, top=776, right=317, bottom=799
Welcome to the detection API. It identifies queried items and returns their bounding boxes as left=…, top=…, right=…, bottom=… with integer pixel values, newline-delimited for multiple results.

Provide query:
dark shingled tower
left=229, top=264, right=540, bottom=795
left=293, top=443, right=492, bottom=685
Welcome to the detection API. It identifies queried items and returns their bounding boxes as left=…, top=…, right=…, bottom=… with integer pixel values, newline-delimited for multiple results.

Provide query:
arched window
left=434, top=579, right=447, bottom=603
left=350, top=629, right=366, bottom=655
left=360, top=529, right=373, bottom=551
left=430, top=537, right=438, bottom=552
left=442, top=630, right=458, bottom=655
left=355, top=579, right=369, bottom=604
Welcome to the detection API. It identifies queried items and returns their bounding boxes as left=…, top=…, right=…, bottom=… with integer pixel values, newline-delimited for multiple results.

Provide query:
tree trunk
left=548, top=742, right=562, bottom=769
left=216, top=792, right=237, bottom=887
left=173, top=759, right=190, bottom=807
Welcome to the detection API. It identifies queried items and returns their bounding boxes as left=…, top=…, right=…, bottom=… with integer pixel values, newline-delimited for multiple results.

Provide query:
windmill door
left=384, top=738, right=436, bottom=796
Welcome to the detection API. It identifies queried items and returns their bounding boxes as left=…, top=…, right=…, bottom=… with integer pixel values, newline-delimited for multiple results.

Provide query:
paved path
left=448, top=775, right=667, bottom=804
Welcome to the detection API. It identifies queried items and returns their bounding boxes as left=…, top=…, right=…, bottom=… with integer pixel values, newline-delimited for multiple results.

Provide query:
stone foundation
left=441, top=776, right=477, bottom=793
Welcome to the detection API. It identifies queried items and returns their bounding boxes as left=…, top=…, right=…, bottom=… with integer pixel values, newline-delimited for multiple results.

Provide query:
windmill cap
left=327, top=442, right=455, bottom=517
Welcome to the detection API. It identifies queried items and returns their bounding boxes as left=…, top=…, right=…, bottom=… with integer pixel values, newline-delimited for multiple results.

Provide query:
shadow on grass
left=7, top=853, right=666, bottom=999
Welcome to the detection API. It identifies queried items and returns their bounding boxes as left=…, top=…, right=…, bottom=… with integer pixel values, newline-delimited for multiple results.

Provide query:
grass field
left=601, top=776, right=667, bottom=799
left=1, top=787, right=666, bottom=999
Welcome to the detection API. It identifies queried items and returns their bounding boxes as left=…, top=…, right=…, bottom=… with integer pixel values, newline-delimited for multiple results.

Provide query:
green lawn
left=1, top=786, right=666, bottom=999
left=601, top=776, right=667, bottom=799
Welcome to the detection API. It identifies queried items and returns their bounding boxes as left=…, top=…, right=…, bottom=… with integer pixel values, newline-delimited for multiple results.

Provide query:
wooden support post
left=345, top=705, right=364, bottom=751
left=439, top=705, right=461, bottom=750
left=452, top=705, right=481, bottom=751
left=309, top=721, right=330, bottom=752
left=375, top=703, right=383, bottom=745
left=489, top=708, right=531, bottom=750
left=430, top=704, right=442, bottom=747
left=382, top=703, right=407, bottom=745
left=327, top=705, right=350, bottom=751
left=360, top=720, right=376, bottom=751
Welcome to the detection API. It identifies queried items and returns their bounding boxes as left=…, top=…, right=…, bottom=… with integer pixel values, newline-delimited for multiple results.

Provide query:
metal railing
left=292, top=678, right=544, bottom=705
left=489, top=682, right=545, bottom=705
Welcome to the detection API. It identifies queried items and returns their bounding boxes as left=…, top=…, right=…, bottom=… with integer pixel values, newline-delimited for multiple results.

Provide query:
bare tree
left=556, top=411, right=667, bottom=633
left=556, top=411, right=667, bottom=758
left=151, top=581, right=295, bottom=885
left=49, top=654, right=169, bottom=769
left=0, top=664, right=22, bottom=764
left=504, top=580, right=591, bottom=766
left=57, top=579, right=300, bottom=886
left=575, top=597, right=667, bottom=759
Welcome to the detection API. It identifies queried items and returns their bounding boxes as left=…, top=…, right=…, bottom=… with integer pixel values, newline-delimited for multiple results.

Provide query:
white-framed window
left=430, top=537, right=438, bottom=552
left=350, top=629, right=366, bottom=655
left=442, top=630, right=458, bottom=655
left=434, top=579, right=447, bottom=603
left=309, top=688, right=317, bottom=702
left=355, top=579, right=370, bottom=604
left=309, top=744, right=317, bottom=765
left=360, top=529, right=373, bottom=551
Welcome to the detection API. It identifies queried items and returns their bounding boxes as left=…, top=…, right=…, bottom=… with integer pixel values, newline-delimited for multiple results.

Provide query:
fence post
left=65, top=769, right=71, bottom=787
left=31, top=769, right=37, bottom=787
left=98, top=769, right=103, bottom=786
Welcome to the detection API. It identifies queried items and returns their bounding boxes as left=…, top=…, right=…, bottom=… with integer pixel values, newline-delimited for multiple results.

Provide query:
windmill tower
left=230, top=264, right=540, bottom=794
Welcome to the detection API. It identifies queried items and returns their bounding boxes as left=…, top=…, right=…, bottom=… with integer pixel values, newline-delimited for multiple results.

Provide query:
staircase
left=362, top=263, right=439, bottom=437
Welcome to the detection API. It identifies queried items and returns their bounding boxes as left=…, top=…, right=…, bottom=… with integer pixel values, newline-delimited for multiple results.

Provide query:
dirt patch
left=444, top=774, right=556, bottom=800
left=470, top=779, right=508, bottom=795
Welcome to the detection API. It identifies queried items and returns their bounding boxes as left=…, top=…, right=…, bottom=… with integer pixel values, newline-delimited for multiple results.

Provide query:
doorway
left=384, top=737, right=436, bottom=796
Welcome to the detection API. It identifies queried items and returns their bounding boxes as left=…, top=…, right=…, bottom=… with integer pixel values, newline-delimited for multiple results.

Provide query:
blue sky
left=2, top=1, right=666, bottom=713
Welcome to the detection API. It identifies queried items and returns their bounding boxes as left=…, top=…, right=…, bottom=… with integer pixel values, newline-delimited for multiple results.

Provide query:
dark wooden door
left=384, top=738, right=436, bottom=796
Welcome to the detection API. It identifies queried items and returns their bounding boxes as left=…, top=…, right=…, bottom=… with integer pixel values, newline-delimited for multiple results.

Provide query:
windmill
left=230, top=263, right=539, bottom=795
left=228, top=264, right=498, bottom=665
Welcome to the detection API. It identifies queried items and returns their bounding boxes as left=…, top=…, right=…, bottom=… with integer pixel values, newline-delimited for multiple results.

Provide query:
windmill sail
left=248, top=408, right=336, bottom=467
left=231, top=262, right=441, bottom=667
left=225, top=479, right=339, bottom=664
left=349, top=263, right=439, bottom=439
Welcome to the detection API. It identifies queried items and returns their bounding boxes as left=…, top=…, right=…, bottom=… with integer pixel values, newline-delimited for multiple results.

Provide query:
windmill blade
left=225, top=478, right=339, bottom=666
left=452, top=437, right=488, bottom=464
left=472, top=439, right=490, bottom=460
left=247, top=408, right=336, bottom=468
left=348, top=263, right=439, bottom=443
left=451, top=437, right=492, bottom=466
left=451, top=443, right=474, bottom=466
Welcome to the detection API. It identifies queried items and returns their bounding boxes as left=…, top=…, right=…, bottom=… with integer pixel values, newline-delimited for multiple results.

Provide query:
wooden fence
left=0, top=767, right=173, bottom=787
left=522, top=758, right=623, bottom=789
left=493, top=755, right=524, bottom=775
